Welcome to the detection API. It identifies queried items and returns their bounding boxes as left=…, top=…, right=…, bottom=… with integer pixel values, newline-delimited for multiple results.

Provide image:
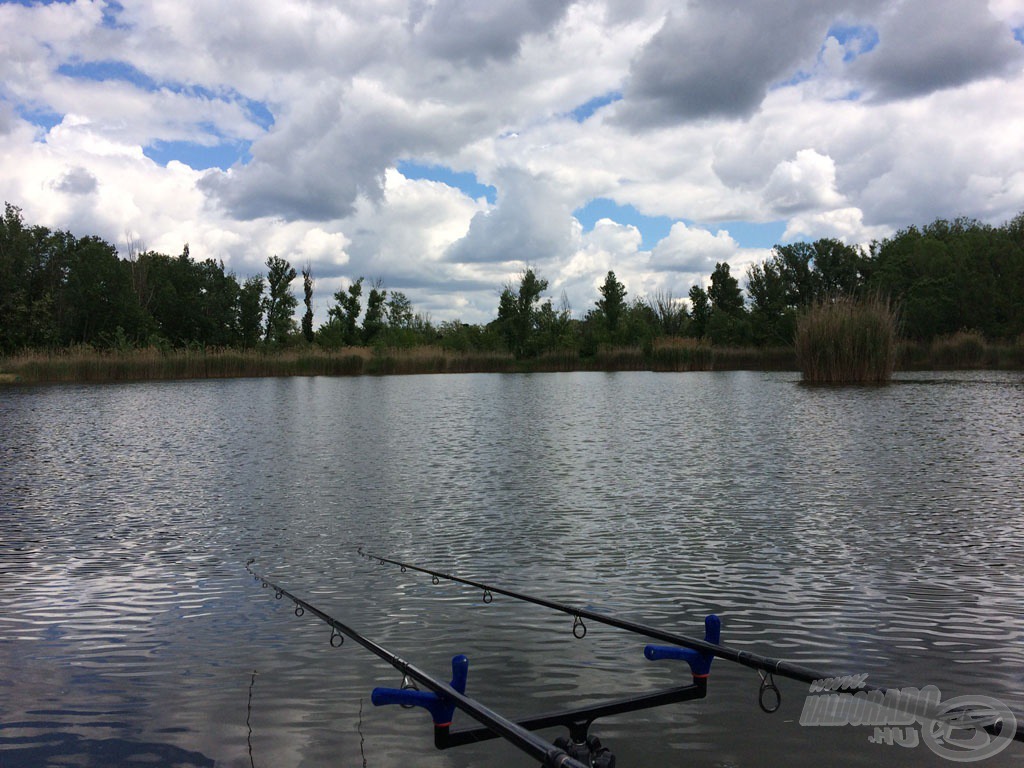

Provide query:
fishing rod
left=245, top=560, right=590, bottom=768
left=359, top=548, right=1024, bottom=749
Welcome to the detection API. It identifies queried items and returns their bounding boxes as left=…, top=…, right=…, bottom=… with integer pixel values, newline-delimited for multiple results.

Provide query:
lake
left=2, top=370, right=1023, bottom=767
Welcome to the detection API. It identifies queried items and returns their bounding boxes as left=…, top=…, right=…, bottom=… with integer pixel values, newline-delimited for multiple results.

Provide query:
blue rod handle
left=645, top=614, right=721, bottom=677
left=371, top=655, right=469, bottom=726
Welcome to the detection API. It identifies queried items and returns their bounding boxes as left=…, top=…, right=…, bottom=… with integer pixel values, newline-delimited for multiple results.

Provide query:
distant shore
left=2, top=335, right=1021, bottom=385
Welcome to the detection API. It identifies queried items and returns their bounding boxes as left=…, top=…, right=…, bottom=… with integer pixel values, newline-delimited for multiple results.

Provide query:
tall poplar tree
left=263, top=255, right=297, bottom=344
left=301, top=262, right=314, bottom=343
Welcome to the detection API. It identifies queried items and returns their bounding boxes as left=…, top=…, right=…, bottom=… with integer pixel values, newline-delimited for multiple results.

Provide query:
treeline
left=2, top=201, right=1022, bottom=358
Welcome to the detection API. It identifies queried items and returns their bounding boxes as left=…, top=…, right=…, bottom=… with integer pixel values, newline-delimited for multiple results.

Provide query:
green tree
left=747, top=259, right=795, bottom=345
left=535, top=290, right=576, bottom=353
left=620, top=297, right=661, bottom=350
left=708, top=262, right=745, bottom=315
left=263, top=255, right=298, bottom=344
left=495, top=268, right=549, bottom=357
left=867, top=226, right=957, bottom=340
left=0, top=205, right=72, bottom=351
left=61, top=236, right=141, bottom=346
left=688, top=285, right=711, bottom=338
left=301, top=263, right=314, bottom=343
left=773, top=242, right=817, bottom=308
left=363, top=279, right=387, bottom=344
left=325, top=276, right=364, bottom=346
left=377, top=289, right=429, bottom=347
left=812, top=238, right=866, bottom=297
left=197, top=258, right=241, bottom=347
left=142, top=246, right=238, bottom=347
left=237, top=276, right=264, bottom=347
left=386, top=290, right=414, bottom=329
left=595, top=270, right=628, bottom=337
left=0, top=203, right=32, bottom=352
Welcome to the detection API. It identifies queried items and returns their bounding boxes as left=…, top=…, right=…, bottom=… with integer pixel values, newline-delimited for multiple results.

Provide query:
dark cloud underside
left=410, top=0, right=573, bottom=65
left=852, top=0, right=1024, bottom=100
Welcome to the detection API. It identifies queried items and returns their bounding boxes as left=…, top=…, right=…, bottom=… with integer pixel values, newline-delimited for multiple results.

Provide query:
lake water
left=2, top=370, right=1023, bottom=767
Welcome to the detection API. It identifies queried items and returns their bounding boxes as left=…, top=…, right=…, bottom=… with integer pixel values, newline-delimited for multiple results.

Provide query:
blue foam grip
left=644, top=614, right=721, bottom=677
left=371, top=655, right=469, bottom=726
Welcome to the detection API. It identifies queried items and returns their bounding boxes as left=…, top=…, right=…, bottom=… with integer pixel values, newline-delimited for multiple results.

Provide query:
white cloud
left=782, top=207, right=888, bottom=243
left=763, top=149, right=845, bottom=214
left=650, top=222, right=739, bottom=272
left=445, top=167, right=577, bottom=265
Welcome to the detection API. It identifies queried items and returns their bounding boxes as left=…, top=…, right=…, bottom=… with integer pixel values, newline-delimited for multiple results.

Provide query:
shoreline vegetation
left=2, top=330, right=1022, bottom=385
left=3, top=204, right=1022, bottom=385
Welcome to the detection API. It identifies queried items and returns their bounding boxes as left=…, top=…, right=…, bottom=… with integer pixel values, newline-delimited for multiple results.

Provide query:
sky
left=2, top=0, right=1023, bottom=325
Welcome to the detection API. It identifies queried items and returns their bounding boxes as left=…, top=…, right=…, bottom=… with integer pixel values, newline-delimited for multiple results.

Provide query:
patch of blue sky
left=574, top=198, right=673, bottom=251
left=567, top=92, right=622, bottom=123
left=144, top=138, right=251, bottom=171
left=827, top=23, right=879, bottom=61
left=772, top=70, right=814, bottom=89
left=707, top=220, right=788, bottom=249
left=397, top=161, right=497, bottom=204
left=772, top=24, right=878, bottom=91
left=57, top=58, right=156, bottom=89
left=15, top=103, right=63, bottom=132
left=1014, top=27, right=1023, bottom=45
left=827, top=89, right=863, bottom=102
left=100, top=0, right=125, bottom=29
left=56, top=58, right=276, bottom=130
left=242, top=98, right=275, bottom=130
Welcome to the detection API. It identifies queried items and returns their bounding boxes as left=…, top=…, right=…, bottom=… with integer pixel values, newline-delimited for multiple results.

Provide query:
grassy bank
left=2, top=335, right=1022, bottom=385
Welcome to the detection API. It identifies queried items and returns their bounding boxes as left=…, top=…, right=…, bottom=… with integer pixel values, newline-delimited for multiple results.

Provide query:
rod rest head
left=644, top=614, right=721, bottom=677
left=371, top=655, right=469, bottom=726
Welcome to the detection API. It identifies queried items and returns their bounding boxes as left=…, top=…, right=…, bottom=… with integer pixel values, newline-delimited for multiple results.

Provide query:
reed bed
left=795, top=296, right=897, bottom=384
left=4, top=329, right=1020, bottom=386
left=647, top=337, right=713, bottom=371
left=0, top=345, right=524, bottom=383
left=897, top=333, right=1024, bottom=371
left=927, top=330, right=990, bottom=369
left=369, top=346, right=515, bottom=375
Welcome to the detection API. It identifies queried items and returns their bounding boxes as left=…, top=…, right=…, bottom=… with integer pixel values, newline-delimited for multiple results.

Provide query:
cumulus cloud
left=649, top=222, right=739, bottom=272
left=782, top=206, right=888, bottom=243
left=445, top=167, right=577, bottom=265
left=199, top=81, right=417, bottom=221
left=762, top=149, right=844, bottom=214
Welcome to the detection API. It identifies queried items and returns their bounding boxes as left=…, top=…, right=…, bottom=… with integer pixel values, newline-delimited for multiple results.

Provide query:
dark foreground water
left=1, top=371, right=1023, bottom=768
